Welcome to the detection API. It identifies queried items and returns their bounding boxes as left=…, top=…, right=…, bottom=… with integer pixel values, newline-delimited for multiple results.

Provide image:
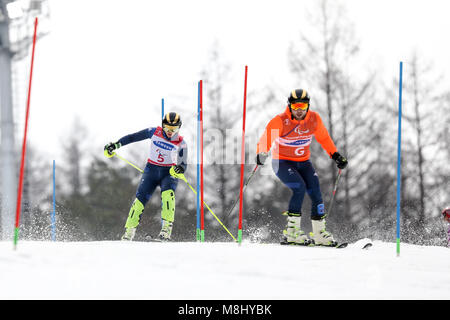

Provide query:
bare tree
left=436, top=91, right=450, bottom=208
left=59, top=116, right=88, bottom=197
left=20, top=144, right=53, bottom=239
left=200, top=42, right=243, bottom=235
left=401, top=53, right=449, bottom=242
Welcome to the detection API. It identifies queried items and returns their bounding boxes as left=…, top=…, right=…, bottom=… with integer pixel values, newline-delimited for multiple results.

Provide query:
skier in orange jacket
left=256, top=89, right=348, bottom=246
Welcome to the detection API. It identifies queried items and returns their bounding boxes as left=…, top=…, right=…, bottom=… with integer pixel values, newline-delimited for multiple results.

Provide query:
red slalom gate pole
left=238, top=66, right=248, bottom=244
left=200, top=80, right=205, bottom=242
left=14, top=17, right=38, bottom=249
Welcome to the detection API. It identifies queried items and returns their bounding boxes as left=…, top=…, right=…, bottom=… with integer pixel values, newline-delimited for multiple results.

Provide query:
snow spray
left=52, top=160, right=56, bottom=241
left=443, top=208, right=450, bottom=247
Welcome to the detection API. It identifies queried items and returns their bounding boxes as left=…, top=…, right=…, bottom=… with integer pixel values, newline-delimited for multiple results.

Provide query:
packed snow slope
left=1, top=239, right=449, bottom=300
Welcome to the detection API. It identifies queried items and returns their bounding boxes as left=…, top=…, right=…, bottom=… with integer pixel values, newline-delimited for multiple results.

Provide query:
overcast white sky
left=12, top=0, right=450, bottom=165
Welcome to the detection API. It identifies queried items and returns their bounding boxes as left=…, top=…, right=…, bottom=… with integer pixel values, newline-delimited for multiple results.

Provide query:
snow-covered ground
left=1, top=239, right=449, bottom=300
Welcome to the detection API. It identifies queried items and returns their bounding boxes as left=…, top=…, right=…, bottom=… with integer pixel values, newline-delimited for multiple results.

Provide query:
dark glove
left=173, top=165, right=185, bottom=174
left=331, top=152, right=348, bottom=169
left=170, top=165, right=185, bottom=179
left=256, top=152, right=268, bottom=166
left=104, top=141, right=121, bottom=158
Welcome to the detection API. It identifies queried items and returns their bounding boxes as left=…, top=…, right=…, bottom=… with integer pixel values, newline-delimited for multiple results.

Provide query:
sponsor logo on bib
left=153, top=140, right=175, bottom=151
left=285, top=139, right=310, bottom=146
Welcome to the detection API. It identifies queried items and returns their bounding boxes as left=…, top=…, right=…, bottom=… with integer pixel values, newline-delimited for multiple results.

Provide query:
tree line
left=16, top=0, right=450, bottom=246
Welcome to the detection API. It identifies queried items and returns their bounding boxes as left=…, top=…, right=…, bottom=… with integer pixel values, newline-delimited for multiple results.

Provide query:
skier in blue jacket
left=104, top=112, right=187, bottom=241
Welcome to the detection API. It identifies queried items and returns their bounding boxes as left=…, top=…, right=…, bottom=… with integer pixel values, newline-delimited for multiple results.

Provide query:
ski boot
left=310, top=218, right=337, bottom=247
left=281, top=212, right=312, bottom=245
left=157, top=189, right=175, bottom=241
left=121, top=227, right=136, bottom=241
left=158, top=219, right=173, bottom=241
left=121, top=198, right=145, bottom=241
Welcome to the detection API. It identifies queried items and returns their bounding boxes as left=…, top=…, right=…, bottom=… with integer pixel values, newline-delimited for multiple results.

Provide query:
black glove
left=332, top=152, right=348, bottom=169
left=104, top=141, right=121, bottom=156
left=256, top=152, right=268, bottom=166
left=173, top=165, right=185, bottom=174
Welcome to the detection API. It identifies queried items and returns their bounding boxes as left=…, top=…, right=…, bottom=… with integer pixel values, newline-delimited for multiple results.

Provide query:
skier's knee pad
left=161, top=189, right=175, bottom=222
left=125, top=198, right=145, bottom=228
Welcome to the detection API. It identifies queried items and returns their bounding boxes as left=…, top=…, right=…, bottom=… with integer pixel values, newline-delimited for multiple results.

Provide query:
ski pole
left=170, top=168, right=238, bottom=242
left=114, top=153, right=144, bottom=173
left=327, top=168, right=342, bottom=218
left=225, top=165, right=259, bottom=220
left=447, top=223, right=450, bottom=248
left=446, top=222, right=450, bottom=248
left=113, top=152, right=237, bottom=242
left=443, top=208, right=450, bottom=247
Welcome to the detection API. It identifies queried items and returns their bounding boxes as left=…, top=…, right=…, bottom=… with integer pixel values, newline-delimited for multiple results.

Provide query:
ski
left=146, top=239, right=172, bottom=243
left=362, top=242, right=373, bottom=249
left=280, top=239, right=372, bottom=250
left=280, top=239, right=345, bottom=248
left=310, top=242, right=348, bottom=249
left=280, top=239, right=314, bottom=246
left=144, top=235, right=171, bottom=243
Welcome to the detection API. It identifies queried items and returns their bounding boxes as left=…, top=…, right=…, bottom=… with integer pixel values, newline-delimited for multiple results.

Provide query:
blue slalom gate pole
left=196, top=81, right=201, bottom=241
left=396, top=62, right=403, bottom=257
left=160, top=98, right=165, bottom=230
left=52, top=160, right=56, bottom=241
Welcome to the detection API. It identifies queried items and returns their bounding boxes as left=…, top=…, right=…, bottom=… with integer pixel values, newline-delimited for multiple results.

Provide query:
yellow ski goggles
left=290, top=102, right=309, bottom=110
left=163, top=124, right=180, bottom=134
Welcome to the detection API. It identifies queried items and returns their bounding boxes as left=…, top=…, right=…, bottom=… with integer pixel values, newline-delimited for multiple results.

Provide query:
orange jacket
left=256, top=106, right=337, bottom=161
